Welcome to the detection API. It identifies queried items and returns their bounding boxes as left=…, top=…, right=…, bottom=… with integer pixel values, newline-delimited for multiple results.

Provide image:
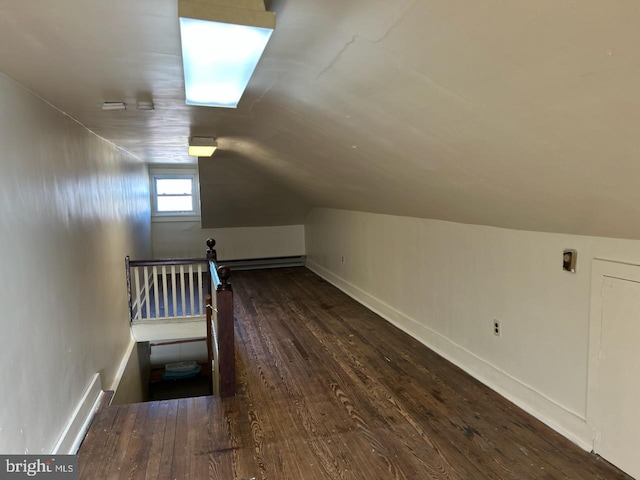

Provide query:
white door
left=589, top=261, right=640, bottom=479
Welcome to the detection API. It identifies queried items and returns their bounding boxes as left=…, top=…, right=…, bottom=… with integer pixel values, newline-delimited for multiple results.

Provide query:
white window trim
left=150, top=167, right=201, bottom=221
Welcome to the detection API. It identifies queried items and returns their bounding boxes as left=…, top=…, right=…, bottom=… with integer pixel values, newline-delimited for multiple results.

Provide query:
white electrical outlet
left=493, top=319, right=501, bottom=337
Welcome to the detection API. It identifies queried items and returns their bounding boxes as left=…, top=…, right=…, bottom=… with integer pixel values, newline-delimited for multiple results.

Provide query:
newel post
left=205, top=293, right=214, bottom=395
left=206, top=237, right=217, bottom=262
left=217, top=266, right=235, bottom=397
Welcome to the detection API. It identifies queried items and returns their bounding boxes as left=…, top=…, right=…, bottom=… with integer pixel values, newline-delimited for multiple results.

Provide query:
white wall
left=149, top=341, right=208, bottom=368
left=0, top=74, right=151, bottom=453
left=305, top=208, right=640, bottom=449
left=111, top=342, right=150, bottom=406
left=152, top=221, right=305, bottom=260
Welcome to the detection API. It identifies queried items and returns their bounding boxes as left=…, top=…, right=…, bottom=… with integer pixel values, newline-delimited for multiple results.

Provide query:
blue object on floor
left=163, top=361, right=201, bottom=380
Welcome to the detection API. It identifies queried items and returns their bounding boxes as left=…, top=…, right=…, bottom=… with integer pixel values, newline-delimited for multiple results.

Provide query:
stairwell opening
left=111, top=339, right=212, bottom=405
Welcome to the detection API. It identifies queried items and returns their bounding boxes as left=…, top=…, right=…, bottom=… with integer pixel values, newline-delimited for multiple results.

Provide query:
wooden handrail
left=128, top=257, right=207, bottom=267
left=150, top=338, right=206, bottom=347
left=125, top=256, right=133, bottom=321
left=209, top=261, right=220, bottom=292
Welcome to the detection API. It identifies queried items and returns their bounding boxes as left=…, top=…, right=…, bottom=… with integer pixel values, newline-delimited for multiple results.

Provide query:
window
left=156, top=177, right=193, bottom=212
left=151, top=171, right=200, bottom=217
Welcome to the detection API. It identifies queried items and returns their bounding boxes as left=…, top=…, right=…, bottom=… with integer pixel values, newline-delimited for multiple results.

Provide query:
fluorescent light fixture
left=178, top=0, right=275, bottom=108
left=189, top=136, right=217, bottom=157
left=102, top=102, right=127, bottom=111
left=137, top=101, right=155, bottom=111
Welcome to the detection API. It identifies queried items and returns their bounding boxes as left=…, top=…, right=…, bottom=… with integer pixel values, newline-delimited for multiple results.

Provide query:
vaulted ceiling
left=2, top=1, right=640, bottom=237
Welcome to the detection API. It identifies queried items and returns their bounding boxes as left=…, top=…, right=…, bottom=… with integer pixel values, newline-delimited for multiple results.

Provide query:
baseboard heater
left=218, top=255, right=306, bottom=271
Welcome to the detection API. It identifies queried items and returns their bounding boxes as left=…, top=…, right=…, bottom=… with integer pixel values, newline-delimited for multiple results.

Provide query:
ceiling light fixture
left=137, top=101, right=155, bottom=111
left=102, top=102, right=127, bottom=111
left=189, top=136, right=217, bottom=157
left=178, top=0, right=275, bottom=108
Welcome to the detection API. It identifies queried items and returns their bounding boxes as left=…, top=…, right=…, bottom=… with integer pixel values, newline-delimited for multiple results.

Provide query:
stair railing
left=125, top=257, right=208, bottom=321
left=125, top=238, right=236, bottom=397
left=206, top=238, right=236, bottom=397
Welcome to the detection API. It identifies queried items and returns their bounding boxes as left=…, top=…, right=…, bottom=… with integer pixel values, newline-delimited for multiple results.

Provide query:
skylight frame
left=178, top=0, right=275, bottom=108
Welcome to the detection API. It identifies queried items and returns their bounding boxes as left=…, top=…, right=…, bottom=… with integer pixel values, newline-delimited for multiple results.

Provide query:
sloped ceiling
left=2, top=1, right=640, bottom=237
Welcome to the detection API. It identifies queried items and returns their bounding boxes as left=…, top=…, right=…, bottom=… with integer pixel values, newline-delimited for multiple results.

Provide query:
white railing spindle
left=152, top=266, right=159, bottom=319
left=143, top=266, right=151, bottom=320
left=162, top=266, right=169, bottom=319
left=197, top=264, right=203, bottom=315
left=188, top=265, right=195, bottom=316
left=180, top=265, right=186, bottom=317
left=134, top=267, right=141, bottom=320
left=171, top=266, right=177, bottom=317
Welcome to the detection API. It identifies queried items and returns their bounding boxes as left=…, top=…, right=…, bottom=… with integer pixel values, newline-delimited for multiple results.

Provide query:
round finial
left=206, top=238, right=216, bottom=249
left=218, top=266, right=231, bottom=281
left=217, top=266, right=232, bottom=290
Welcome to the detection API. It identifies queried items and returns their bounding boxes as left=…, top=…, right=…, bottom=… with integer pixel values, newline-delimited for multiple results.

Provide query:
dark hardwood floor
left=78, top=267, right=631, bottom=479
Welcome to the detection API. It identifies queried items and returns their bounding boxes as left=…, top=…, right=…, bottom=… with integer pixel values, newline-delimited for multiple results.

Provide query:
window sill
left=151, top=215, right=201, bottom=223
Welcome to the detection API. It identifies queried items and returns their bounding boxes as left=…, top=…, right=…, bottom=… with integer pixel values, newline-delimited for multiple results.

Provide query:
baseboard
left=52, top=373, right=103, bottom=454
left=306, top=260, right=595, bottom=451
left=218, top=255, right=306, bottom=270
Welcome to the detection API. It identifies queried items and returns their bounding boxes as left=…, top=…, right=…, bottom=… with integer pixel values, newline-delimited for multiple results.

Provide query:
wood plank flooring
left=78, top=267, right=631, bottom=479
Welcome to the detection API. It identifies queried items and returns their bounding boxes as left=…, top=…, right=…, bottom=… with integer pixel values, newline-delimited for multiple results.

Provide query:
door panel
left=592, top=275, right=640, bottom=479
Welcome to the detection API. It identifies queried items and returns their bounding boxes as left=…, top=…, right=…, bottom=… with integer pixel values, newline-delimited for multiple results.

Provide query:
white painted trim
left=306, top=259, right=594, bottom=451
left=132, top=315, right=205, bottom=325
left=52, top=373, right=102, bottom=454
left=131, top=317, right=206, bottom=342
left=110, top=338, right=137, bottom=392
left=151, top=215, right=201, bottom=223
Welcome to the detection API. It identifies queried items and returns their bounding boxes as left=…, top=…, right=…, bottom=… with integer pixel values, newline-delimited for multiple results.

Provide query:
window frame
left=150, top=169, right=201, bottom=219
